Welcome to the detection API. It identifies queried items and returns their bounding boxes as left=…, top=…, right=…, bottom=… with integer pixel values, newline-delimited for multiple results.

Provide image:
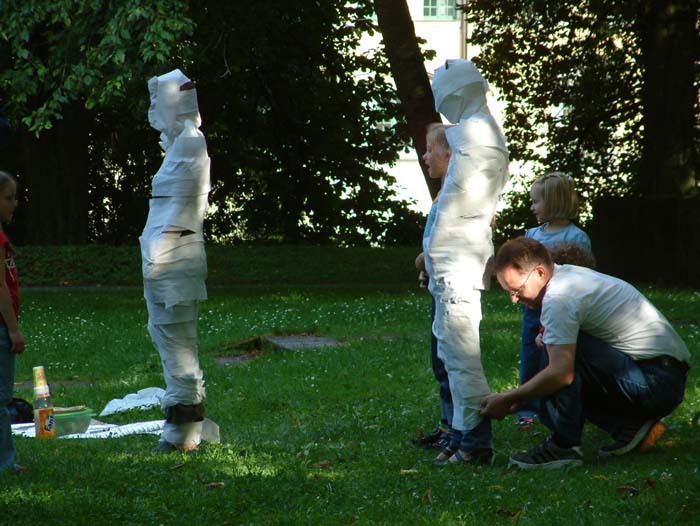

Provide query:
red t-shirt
left=0, top=231, right=19, bottom=322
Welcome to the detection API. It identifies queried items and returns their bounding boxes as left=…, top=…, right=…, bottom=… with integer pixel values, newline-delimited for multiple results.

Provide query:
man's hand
left=480, top=392, right=518, bottom=420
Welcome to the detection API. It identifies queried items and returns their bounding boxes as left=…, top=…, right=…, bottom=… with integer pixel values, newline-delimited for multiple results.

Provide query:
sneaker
left=599, top=420, right=666, bottom=457
left=413, top=427, right=450, bottom=450
left=509, top=436, right=583, bottom=470
left=448, top=448, right=495, bottom=466
left=435, top=433, right=452, bottom=450
left=516, top=416, right=535, bottom=431
left=433, top=445, right=458, bottom=466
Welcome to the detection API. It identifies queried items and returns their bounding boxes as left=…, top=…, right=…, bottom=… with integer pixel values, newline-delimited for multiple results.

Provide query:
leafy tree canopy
left=461, top=0, right=699, bottom=240
left=0, top=0, right=194, bottom=134
left=0, top=0, right=424, bottom=245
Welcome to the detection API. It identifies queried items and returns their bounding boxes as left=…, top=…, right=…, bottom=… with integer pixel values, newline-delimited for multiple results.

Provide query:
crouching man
left=481, top=237, right=690, bottom=469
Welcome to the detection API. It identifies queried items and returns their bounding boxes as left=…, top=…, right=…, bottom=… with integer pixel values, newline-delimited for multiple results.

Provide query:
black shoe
left=509, top=436, right=583, bottom=470
left=413, top=427, right=449, bottom=449
left=599, top=420, right=666, bottom=457
left=435, top=433, right=452, bottom=450
left=448, top=448, right=495, bottom=466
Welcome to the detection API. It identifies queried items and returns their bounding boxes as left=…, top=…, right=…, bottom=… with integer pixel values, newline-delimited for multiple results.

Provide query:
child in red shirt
left=0, top=170, right=24, bottom=472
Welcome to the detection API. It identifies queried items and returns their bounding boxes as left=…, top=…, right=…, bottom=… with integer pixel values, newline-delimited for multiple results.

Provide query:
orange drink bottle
left=32, top=365, right=57, bottom=439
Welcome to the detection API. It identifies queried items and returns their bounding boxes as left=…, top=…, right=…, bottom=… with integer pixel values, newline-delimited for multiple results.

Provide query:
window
left=423, top=0, right=457, bottom=19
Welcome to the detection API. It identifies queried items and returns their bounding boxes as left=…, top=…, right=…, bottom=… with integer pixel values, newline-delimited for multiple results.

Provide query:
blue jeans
left=430, top=298, right=453, bottom=427
left=0, top=325, right=16, bottom=470
left=518, top=306, right=545, bottom=418
left=540, top=332, right=687, bottom=447
left=449, top=416, right=492, bottom=451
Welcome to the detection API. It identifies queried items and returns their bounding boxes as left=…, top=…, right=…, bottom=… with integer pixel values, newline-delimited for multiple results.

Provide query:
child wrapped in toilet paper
left=140, top=69, right=213, bottom=452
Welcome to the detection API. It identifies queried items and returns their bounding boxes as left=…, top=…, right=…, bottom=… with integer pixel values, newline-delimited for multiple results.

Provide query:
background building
left=364, top=1, right=506, bottom=213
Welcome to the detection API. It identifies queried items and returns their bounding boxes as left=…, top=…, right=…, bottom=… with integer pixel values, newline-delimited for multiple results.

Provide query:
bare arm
left=415, top=252, right=430, bottom=289
left=0, top=252, right=23, bottom=354
left=480, top=343, right=576, bottom=419
left=415, top=252, right=425, bottom=271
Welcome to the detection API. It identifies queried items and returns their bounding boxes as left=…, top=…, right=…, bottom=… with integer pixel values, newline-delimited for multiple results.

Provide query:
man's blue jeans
left=540, top=332, right=687, bottom=447
left=0, top=325, right=17, bottom=470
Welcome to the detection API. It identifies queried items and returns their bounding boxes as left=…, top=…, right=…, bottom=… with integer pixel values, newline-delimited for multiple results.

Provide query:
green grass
left=1, top=251, right=699, bottom=525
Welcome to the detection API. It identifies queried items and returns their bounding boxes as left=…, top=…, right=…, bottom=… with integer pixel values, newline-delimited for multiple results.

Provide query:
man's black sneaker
left=509, top=436, right=583, bottom=470
left=599, top=420, right=666, bottom=457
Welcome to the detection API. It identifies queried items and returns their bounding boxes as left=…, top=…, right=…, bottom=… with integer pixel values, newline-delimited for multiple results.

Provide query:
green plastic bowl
left=54, top=408, right=95, bottom=437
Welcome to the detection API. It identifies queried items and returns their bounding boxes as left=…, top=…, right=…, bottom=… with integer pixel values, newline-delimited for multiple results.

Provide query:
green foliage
left=1, top=1, right=420, bottom=245
left=0, top=0, right=194, bottom=134
left=462, top=0, right=698, bottom=226
left=188, top=1, right=411, bottom=245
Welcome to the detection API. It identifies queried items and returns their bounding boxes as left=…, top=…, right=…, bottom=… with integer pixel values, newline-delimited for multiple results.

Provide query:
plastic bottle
left=32, top=365, right=56, bottom=439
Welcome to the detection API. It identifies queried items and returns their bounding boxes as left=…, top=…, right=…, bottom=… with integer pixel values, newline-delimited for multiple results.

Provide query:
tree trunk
left=374, top=0, right=442, bottom=200
left=20, top=103, right=90, bottom=244
left=637, top=0, right=698, bottom=197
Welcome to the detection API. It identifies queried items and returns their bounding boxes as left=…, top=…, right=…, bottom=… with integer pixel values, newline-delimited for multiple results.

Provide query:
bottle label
left=33, top=366, right=48, bottom=388
left=35, top=408, right=56, bottom=438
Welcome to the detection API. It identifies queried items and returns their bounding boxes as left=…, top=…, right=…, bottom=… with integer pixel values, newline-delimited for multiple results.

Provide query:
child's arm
left=415, top=252, right=429, bottom=289
left=0, top=258, right=23, bottom=354
left=415, top=252, right=425, bottom=271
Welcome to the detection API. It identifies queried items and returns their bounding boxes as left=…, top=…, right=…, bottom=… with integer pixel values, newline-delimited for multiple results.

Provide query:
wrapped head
left=432, top=59, right=489, bottom=123
left=148, top=69, right=201, bottom=149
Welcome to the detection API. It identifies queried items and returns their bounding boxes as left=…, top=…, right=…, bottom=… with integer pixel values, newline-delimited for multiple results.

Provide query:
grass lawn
left=1, top=246, right=699, bottom=525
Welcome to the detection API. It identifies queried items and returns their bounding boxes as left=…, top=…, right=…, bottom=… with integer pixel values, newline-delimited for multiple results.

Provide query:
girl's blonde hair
left=425, top=123, right=450, bottom=156
left=531, top=171, right=579, bottom=221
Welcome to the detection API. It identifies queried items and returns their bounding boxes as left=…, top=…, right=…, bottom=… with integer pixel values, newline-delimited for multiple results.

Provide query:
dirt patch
left=214, top=334, right=342, bottom=366
left=14, top=379, right=96, bottom=390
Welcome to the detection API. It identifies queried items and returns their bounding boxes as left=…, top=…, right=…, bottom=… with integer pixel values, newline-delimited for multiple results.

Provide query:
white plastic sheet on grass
left=12, top=418, right=219, bottom=442
left=99, top=387, right=166, bottom=416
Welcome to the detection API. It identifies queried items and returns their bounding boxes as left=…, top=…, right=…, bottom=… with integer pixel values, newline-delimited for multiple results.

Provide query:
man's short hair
left=494, top=237, right=553, bottom=274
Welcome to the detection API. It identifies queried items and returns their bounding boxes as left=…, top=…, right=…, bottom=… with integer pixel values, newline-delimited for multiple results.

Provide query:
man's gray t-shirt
left=540, top=264, right=689, bottom=362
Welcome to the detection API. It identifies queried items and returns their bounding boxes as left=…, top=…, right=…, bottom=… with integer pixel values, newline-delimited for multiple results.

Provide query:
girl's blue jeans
left=518, top=306, right=546, bottom=419
left=0, top=324, right=16, bottom=470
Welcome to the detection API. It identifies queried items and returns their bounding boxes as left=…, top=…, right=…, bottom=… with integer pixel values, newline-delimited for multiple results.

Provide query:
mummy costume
left=425, top=59, right=509, bottom=450
left=140, top=69, right=211, bottom=451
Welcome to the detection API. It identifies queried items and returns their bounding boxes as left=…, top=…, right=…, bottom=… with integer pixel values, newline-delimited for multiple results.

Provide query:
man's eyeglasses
left=509, top=267, right=536, bottom=299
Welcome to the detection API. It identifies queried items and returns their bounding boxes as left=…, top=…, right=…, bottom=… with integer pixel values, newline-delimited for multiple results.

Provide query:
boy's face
left=422, top=135, right=450, bottom=180
left=0, top=181, right=17, bottom=224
